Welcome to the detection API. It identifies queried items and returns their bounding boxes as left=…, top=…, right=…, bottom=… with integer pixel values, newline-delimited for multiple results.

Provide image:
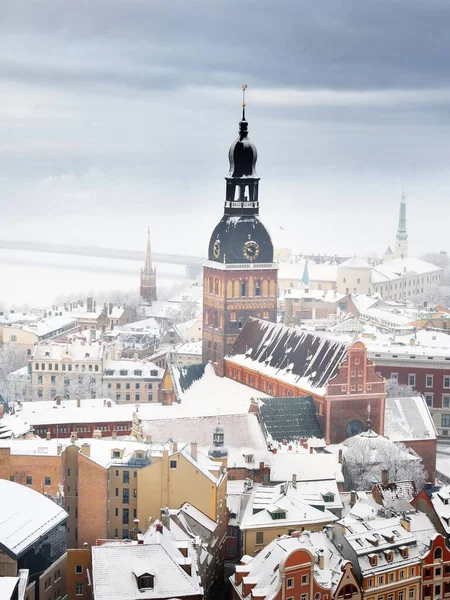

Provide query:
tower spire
left=242, top=83, right=247, bottom=121
left=144, top=226, right=152, bottom=275
left=394, top=190, right=408, bottom=259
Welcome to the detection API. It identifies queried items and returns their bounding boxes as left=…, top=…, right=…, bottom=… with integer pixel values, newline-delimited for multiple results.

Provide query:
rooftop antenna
left=242, top=83, right=247, bottom=120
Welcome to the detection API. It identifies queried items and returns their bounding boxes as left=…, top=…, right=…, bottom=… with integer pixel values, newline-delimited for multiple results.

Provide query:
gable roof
left=384, top=396, right=436, bottom=441
left=0, top=480, right=67, bottom=558
left=258, top=396, right=323, bottom=442
left=226, top=318, right=348, bottom=395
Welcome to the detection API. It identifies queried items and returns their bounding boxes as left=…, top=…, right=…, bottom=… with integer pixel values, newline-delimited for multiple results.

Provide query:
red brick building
left=225, top=318, right=386, bottom=444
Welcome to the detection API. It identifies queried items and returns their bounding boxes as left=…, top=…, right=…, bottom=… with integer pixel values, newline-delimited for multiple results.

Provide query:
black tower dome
left=208, top=91, right=274, bottom=265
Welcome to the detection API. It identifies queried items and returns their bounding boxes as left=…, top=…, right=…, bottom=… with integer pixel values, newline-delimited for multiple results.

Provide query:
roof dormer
left=133, top=571, right=154, bottom=590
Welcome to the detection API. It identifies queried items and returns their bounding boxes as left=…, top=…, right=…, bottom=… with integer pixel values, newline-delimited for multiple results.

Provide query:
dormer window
left=45, top=351, right=50, bottom=356
left=384, top=550, right=394, bottom=563
left=120, top=369, right=128, bottom=376
left=134, top=572, right=154, bottom=590
left=112, top=450, right=121, bottom=458
left=85, top=352, right=90, bottom=357
left=271, top=510, right=286, bottom=520
left=105, top=370, right=114, bottom=376
left=322, top=492, right=335, bottom=503
left=400, top=547, right=409, bottom=559
left=245, top=454, right=254, bottom=464
left=369, top=554, right=378, bottom=567
left=150, top=369, right=158, bottom=376
left=134, top=370, right=142, bottom=376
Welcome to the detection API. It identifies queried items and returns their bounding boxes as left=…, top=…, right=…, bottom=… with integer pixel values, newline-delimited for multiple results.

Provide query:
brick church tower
left=140, top=227, right=157, bottom=304
left=202, top=89, right=278, bottom=376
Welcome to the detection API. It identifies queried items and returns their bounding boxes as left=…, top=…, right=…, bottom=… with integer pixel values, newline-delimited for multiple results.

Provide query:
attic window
left=134, top=370, right=142, bottom=376
left=85, top=352, right=90, bottom=357
left=369, top=554, right=378, bottom=567
left=112, top=451, right=121, bottom=458
left=245, top=454, right=254, bottom=464
left=137, top=574, right=154, bottom=590
left=45, top=351, right=50, bottom=356
left=400, top=546, right=409, bottom=559
left=120, top=369, right=128, bottom=376
left=271, top=511, right=286, bottom=520
left=322, top=492, right=335, bottom=503
left=150, top=370, right=158, bottom=376
left=384, top=550, right=394, bottom=563
left=105, top=370, right=114, bottom=376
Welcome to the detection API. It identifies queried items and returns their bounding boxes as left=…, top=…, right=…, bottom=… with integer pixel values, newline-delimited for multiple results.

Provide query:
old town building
left=225, top=318, right=386, bottom=444
left=202, top=96, right=277, bottom=376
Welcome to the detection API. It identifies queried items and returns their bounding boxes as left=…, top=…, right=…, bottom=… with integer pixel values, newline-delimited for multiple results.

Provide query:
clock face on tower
left=213, top=239, right=221, bottom=259
left=243, top=240, right=260, bottom=261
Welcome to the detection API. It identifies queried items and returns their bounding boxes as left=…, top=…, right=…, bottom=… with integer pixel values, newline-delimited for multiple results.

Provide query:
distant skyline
left=1, top=0, right=450, bottom=258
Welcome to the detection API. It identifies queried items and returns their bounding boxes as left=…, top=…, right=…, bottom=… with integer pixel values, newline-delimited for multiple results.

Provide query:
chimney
left=87, top=297, right=93, bottom=312
left=145, top=434, right=152, bottom=444
left=112, top=430, right=117, bottom=439
left=109, top=303, right=113, bottom=315
left=55, top=395, right=62, bottom=406
left=46, top=431, right=51, bottom=441
left=93, top=429, right=102, bottom=439
left=381, top=469, right=389, bottom=486
left=292, top=473, right=297, bottom=489
left=309, top=446, right=314, bottom=454
left=161, top=508, right=171, bottom=530
left=317, top=550, right=325, bottom=569
left=172, top=441, right=178, bottom=452
left=81, top=443, right=91, bottom=457
left=338, top=448, right=343, bottom=464
left=425, top=482, right=433, bottom=490
left=83, top=542, right=88, bottom=549
left=76, top=398, right=81, bottom=408
left=280, top=484, right=285, bottom=495
left=350, top=490, right=357, bottom=507
left=190, top=441, right=197, bottom=461
left=401, top=516, right=411, bottom=532
left=156, top=523, right=163, bottom=534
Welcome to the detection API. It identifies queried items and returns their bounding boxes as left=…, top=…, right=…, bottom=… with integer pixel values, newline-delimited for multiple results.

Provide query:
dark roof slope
left=177, top=364, right=206, bottom=393
left=227, top=318, right=348, bottom=391
left=258, top=396, right=323, bottom=442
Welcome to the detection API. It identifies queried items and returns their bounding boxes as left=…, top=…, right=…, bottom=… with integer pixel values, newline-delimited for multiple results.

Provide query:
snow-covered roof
left=240, top=482, right=338, bottom=532
left=371, top=257, right=442, bottom=284
left=167, top=362, right=261, bottom=415
left=103, top=360, right=163, bottom=379
left=430, top=485, right=450, bottom=535
left=231, top=531, right=349, bottom=596
left=270, top=453, right=343, bottom=486
left=0, top=479, right=67, bottom=558
left=0, top=413, right=30, bottom=438
left=278, top=261, right=338, bottom=283
left=91, top=533, right=203, bottom=600
left=339, top=257, right=372, bottom=269
left=0, top=577, right=19, bottom=599
left=140, top=413, right=270, bottom=470
left=174, top=341, right=202, bottom=356
left=226, top=318, right=348, bottom=397
left=384, top=396, right=436, bottom=441
left=122, top=317, right=160, bottom=333
left=32, top=340, right=104, bottom=361
left=282, top=288, right=346, bottom=302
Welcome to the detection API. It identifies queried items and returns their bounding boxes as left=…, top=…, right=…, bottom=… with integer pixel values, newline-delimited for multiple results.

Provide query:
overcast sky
left=2, top=0, right=450, bottom=258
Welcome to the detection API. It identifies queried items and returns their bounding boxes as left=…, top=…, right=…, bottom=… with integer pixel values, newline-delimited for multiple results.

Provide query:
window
left=425, top=393, right=433, bottom=407
left=138, top=575, right=154, bottom=590
left=255, top=280, right=261, bottom=296
left=123, top=508, right=129, bottom=525
left=26, top=476, right=32, bottom=485
left=444, top=395, right=450, bottom=409
left=408, top=373, right=416, bottom=387
left=435, top=547, right=443, bottom=560
left=409, top=589, right=414, bottom=600
left=123, top=471, right=130, bottom=484
left=241, top=281, right=246, bottom=297
left=170, top=460, right=177, bottom=469
left=436, top=567, right=442, bottom=577
left=115, top=508, right=118, bottom=517
left=426, top=374, right=434, bottom=388
left=135, top=394, right=140, bottom=402
left=399, top=570, right=405, bottom=580
left=75, top=583, right=84, bottom=596
left=367, top=579, right=373, bottom=588
left=123, top=489, right=129, bottom=504
left=287, top=578, right=294, bottom=589
left=399, top=593, right=404, bottom=600
left=378, top=576, right=384, bottom=586
left=75, top=565, right=83, bottom=574
left=45, top=476, right=51, bottom=486
left=442, top=414, right=450, bottom=428
left=256, top=531, right=264, bottom=545
left=301, top=595, right=307, bottom=600
left=126, top=394, right=130, bottom=401
left=116, top=382, right=121, bottom=389
left=301, top=574, right=309, bottom=585
left=445, top=376, right=450, bottom=389
left=391, top=373, right=399, bottom=383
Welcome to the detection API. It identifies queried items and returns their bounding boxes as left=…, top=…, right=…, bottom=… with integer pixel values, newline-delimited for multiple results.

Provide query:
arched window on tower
left=241, top=281, right=246, bottom=297
left=227, top=281, right=233, bottom=298
left=244, top=185, right=250, bottom=201
left=255, top=279, right=261, bottom=296
left=234, top=186, right=241, bottom=201
left=269, top=280, right=276, bottom=297
left=233, top=280, right=240, bottom=298
left=208, top=278, right=213, bottom=294
left=215, top=279, right=219, bottom=295
left=262, top=280, right=269, bottom=297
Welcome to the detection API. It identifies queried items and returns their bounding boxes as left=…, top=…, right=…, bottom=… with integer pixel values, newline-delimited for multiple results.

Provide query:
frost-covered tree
left=386, top=379, right=419, bottom=398
left=344, top=437, right=427, bottom=492
left=0, top=346, right=30, bottom=407
left=56, top=372, right=108, bottom=400
left=166, top=298, right=201, bottom=324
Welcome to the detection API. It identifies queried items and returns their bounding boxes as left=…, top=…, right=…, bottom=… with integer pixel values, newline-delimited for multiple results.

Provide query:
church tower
left=140, top=227, right=157, bottom=304
left=202, top=87, right=278, bottom=376
left=394, top=192, right=408, bottom=259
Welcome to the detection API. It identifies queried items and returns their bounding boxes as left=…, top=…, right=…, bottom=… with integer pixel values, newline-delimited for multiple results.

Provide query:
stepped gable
left=258, top=396, right=323, bottom=442
left=227, top=317, right=348, bottom=391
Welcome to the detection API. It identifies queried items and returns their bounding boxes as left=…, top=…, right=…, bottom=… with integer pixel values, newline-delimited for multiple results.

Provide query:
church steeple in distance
left=140, top=227, right=157, bottom=304
left=394, top=191, right=408, bottom=259
left=207, top=86, right=274, bottom=264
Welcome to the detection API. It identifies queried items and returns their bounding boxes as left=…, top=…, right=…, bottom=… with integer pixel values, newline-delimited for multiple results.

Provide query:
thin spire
left=396, top=189, right=407, bottom=242
left=242, top=83, right=247, bottom=120
left=367, top=403, right=372, bottom=431
left=144, top=226, right=153, bottom=275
